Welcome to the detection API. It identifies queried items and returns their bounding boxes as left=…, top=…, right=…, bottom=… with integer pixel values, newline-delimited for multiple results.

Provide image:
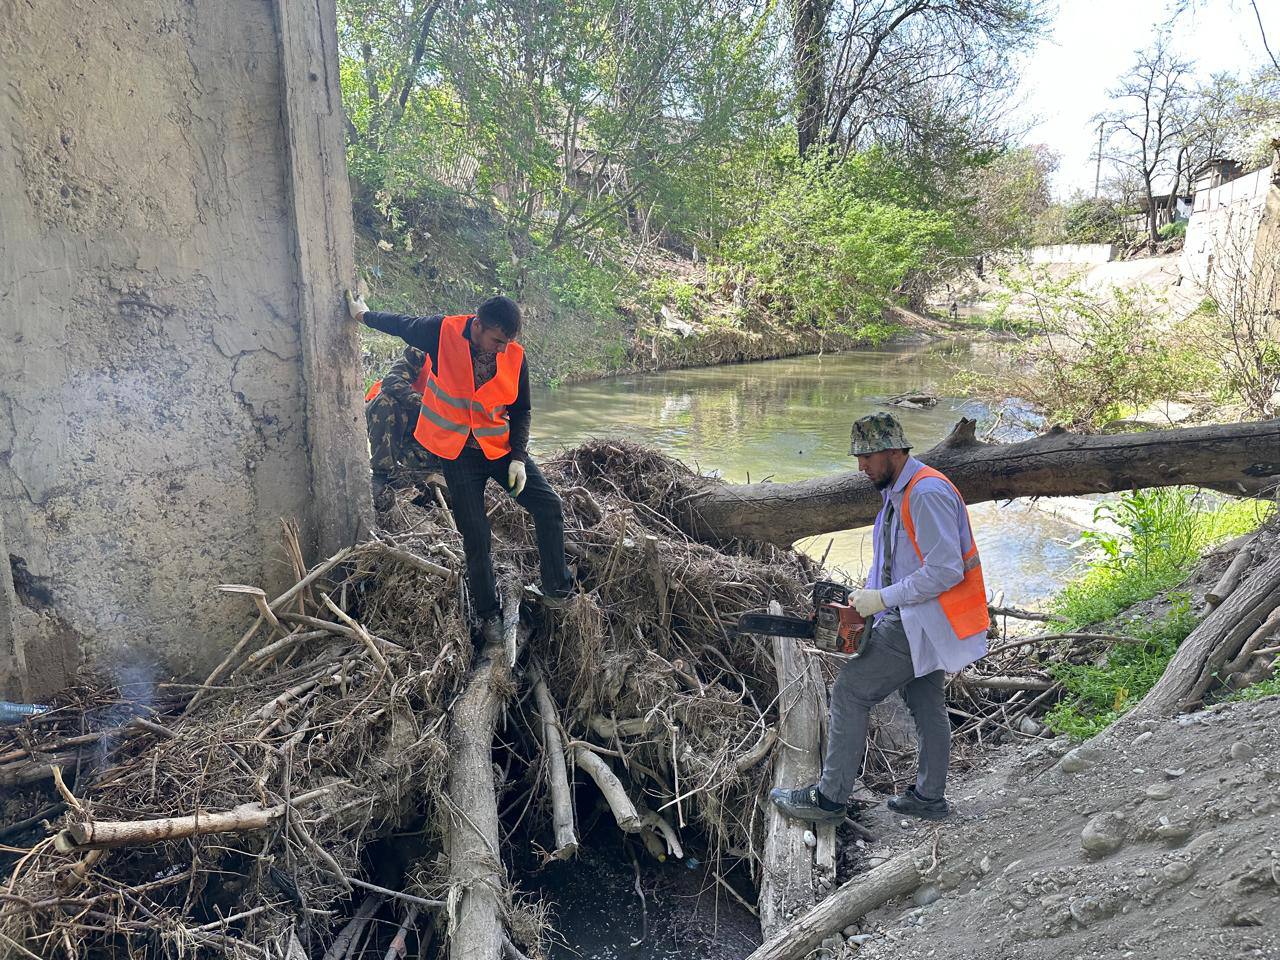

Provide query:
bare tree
left=787, top=0, right=1046, bottom=159
left=1195, top=202, right=1280, bottom=418
left=1170, top=0, right=1279, bottom=75
left=1098, top=36, right=1193, bottom=245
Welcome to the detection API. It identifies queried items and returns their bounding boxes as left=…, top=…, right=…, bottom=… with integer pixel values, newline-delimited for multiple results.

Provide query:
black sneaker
left=887, top=786, right=950, bottom=820
left=769, top=784, right=847, bottom=824
left=525, top=583, right=577, bottom=611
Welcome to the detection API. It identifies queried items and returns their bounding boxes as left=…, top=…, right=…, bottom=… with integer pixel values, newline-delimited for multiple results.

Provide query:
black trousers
left=440, top=446, right=572, bottom=619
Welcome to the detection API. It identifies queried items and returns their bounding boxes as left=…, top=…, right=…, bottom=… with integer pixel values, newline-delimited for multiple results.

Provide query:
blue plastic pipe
left=0, top=701, right=50, bottom=723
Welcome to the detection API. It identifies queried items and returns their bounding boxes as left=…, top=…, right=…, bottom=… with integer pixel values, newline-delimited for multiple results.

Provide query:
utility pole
left=1094, top=120, right=1107, bottom=198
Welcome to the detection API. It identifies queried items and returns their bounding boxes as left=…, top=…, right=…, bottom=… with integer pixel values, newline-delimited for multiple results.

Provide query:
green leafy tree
left=724, top=146, right=959, bottom=329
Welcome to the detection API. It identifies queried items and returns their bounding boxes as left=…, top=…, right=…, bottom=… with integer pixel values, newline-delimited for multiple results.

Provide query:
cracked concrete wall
left=0, top=0, right=371, bottom=696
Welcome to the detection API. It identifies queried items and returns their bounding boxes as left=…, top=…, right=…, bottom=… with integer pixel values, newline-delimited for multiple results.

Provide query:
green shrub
left=1158, top=220, right=1187, bottom=239
left=1061, top=197, right=1126, bottom=243
left=972, top=275, right=1216, bottom=428
left=1043, top=488, right=1272, bottom=737
left=724, top=148, right=960, bottom=332
left=1044, top=600, right=1197, bottom=739
left=1053, top=487, right=1272, bottom=631
left=645, top=277, right=699, bottom=319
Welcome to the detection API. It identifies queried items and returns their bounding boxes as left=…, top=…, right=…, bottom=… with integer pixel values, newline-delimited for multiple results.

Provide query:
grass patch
left=1052, top=488, right=1273, bottom=631
left=1229, top=676, right=1280, bottom=702
left=1044, top=599, right=1197, bottom=739
left=953, top=311, right=1039, bottom=336
left=1042, top=487, right=1273, bottom=739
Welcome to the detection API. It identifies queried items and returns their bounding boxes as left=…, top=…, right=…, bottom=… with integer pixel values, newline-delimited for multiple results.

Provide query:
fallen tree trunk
left=687, top=418, right=1280, bottom=545
left=1131, top=548, right=1280, bottom=716
left=746, top=843, right=931, bottom=960
left=758, top=602, right=835, bottom=937
left=444, top=596, right=521, bottom=960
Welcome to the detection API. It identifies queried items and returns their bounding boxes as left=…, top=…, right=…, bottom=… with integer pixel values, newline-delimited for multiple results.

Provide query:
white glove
left=851, top=589, right=886, bottom=617
left=345, top=289, right=369, bottom=322
left=507, top=459, right=527, bottom=497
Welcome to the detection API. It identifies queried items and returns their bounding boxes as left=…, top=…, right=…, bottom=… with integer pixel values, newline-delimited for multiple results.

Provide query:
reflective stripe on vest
left=413, top=314, right=524, bottom=461
left=899, top=465, right=990, bottom=639
left=365, top=380, right=382, bottom=403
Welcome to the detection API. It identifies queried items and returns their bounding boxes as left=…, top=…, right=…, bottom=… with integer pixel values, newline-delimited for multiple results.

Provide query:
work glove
left=507, top=459, right=527, bottom=497
left=851, top=589, right=886, bottom=617
left=345, top=289, right=369, bottom=322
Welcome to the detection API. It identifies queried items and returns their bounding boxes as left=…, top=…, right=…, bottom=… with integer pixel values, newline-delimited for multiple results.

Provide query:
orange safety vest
left=365, top=358, right=432, bottom=403
left=413, top=314, right=524, bottom=460
left=899, top=465, right=990, bottom=640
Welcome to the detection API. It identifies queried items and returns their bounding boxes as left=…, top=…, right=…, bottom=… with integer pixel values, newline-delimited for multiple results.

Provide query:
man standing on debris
left=346, top=291, right=575, bottom=643
left=771, top=412, right=988, bottom=822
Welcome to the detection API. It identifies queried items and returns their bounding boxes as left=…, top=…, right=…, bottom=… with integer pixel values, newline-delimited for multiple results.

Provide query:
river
left=529, top=340, right=1082, bottom=605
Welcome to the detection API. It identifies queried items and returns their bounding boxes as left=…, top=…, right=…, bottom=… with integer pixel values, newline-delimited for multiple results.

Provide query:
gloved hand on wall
left=851, top=589, right=886, bottom=617
left=345, top=289, right=369, bottom=323
left=508, top=459, right=527, bottom=497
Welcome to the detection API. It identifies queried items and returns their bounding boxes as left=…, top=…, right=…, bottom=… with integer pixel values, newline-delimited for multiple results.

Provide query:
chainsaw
left=736, top=580, right=870, bottom=656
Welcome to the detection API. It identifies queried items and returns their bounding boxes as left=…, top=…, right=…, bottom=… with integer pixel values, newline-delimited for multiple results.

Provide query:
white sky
left=1015, top=0, right=1279, bottom=198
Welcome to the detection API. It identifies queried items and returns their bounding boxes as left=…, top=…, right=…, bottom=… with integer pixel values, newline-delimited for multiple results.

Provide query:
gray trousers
left=818, top=612, right=951, bottom=802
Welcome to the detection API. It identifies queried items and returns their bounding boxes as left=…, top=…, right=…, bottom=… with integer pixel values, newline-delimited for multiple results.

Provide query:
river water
left=529, top=340, right=1082, bottom=605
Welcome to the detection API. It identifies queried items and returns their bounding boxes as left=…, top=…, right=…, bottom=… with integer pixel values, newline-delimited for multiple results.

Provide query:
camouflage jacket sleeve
left=379, top=346, right=427, bottom=408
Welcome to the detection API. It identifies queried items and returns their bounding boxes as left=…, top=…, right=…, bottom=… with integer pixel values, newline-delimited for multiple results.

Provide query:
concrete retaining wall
left=0, top=0, right=371, bottom=696
left=1181, top=167, right=1273, bottom=290
left=1027, top=244, right=1117, bottom=265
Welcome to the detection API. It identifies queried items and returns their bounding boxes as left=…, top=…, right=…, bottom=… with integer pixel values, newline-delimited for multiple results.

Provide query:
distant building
left=1192, top=157, right=1245, bottom=193
left=1181, top=144, right=1280, bottom=303
left=1136, top=190, right=1194, bottom=225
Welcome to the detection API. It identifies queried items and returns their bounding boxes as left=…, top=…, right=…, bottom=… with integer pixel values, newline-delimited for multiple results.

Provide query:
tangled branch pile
left=0, top=442, right=1168, bottom=959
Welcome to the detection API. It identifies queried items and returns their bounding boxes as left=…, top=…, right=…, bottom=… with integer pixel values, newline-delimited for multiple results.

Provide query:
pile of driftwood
left=2, top=441, right=1270, bottom=960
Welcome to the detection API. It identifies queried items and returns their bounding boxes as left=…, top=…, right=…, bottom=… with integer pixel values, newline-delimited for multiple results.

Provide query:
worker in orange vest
left=771, top=412, right=989, bottom=824
left=347, top=291, right=573, bottom=644
left=365, top=345, right=439, bottom=509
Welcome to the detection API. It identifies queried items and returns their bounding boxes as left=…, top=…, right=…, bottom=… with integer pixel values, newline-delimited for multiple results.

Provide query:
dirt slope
left=842, top=695, right=1280, bottom=959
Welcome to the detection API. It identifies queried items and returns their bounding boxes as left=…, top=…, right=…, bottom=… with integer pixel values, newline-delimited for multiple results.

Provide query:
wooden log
left=745, top=844, right=930, bottom=960
left=1206, top=539, right=1255, bottom=607
left=531, top=667, right=579, bottom=860
left=639, top=808, right=683, bottom=859
left=758, top=601, right=832, bottom=938
left=219, top=584, right=284, bottom=634
left=734, top=727, right=778, bottom=773
left=686, top=418, right=1280, bottom=545
left=382, top=905, right=421, bottom=960
left=322, top=894, right=381, bottom=960
left=444, top=617, right=515, bottom=959
left=55, top=787, right=331, bottom=850
left=573, top=746, right=642, bottom=833
left=1223, top=604, right=1280, bottom=675
left=364, top=542, right=453, bottom=579
left=989, top=605, right=1054, bottom=622
left=956, top=675, right=1054, bottom=692
left=1132, top=550, right=1280, bottom=716
left=0, top=753, right=83, bottom=788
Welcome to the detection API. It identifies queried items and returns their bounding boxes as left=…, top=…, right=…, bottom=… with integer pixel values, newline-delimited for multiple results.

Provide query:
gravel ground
left=825, top=694, right=1280, bottom=960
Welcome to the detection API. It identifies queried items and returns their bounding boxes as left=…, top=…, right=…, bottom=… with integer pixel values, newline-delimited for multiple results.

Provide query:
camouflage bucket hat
left=849, top=412, right=912, bottom=456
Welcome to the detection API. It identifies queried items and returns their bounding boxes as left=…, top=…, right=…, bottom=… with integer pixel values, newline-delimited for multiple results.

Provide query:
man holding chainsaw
left=771, top=412, right=988, bottom=822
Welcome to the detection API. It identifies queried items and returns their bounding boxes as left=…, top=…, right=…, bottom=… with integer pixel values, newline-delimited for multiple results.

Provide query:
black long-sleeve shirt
left=364, top=311, right=532, bottom=460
